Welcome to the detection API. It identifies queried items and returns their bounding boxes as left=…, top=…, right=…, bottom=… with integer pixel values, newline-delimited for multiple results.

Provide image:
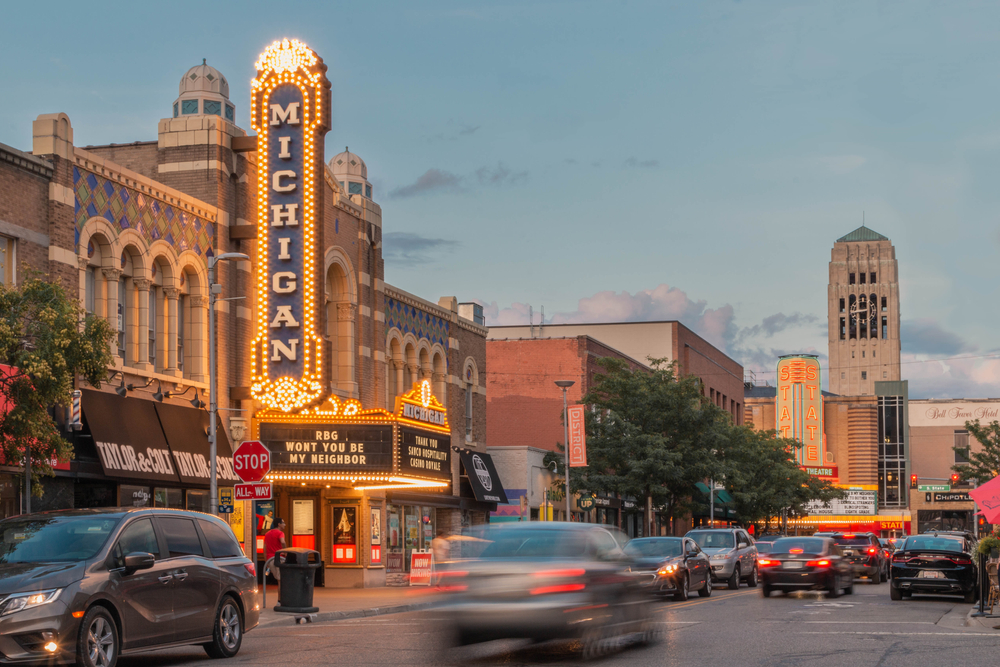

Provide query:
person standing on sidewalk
left=264, top=517, right=287, bottom=583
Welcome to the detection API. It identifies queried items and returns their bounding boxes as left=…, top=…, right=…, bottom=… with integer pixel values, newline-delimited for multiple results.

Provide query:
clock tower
left=828, top=226, right=900, bottom=395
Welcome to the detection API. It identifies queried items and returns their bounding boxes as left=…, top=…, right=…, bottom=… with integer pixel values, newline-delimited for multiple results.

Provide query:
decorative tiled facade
left=385, top=296, right=449, bottom=350
left=73, top=166, right=214, bottom=258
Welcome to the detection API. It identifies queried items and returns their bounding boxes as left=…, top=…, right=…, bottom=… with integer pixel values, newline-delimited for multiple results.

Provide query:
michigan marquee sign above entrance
left=250, top=39, right=332, bottom=413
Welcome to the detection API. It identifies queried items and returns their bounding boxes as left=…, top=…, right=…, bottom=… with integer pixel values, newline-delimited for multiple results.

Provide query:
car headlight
left=0, top=589, right=62, bottom=617
left=710, top=553, right=732, bottom=561
left=657, top=563, right=679, bottom=575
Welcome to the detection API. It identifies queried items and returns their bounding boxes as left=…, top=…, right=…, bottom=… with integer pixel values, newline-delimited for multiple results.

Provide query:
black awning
left=458, top=449, right=508, bottom=505
left=82, top=390, right=180, bottom=484
left=154, top=402, right=240, bottom=486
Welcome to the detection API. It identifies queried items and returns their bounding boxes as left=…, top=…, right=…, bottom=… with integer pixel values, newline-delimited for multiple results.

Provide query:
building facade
left=828, top=226, right=901, bottom=396
left=0, top=43, right=498, bottom=586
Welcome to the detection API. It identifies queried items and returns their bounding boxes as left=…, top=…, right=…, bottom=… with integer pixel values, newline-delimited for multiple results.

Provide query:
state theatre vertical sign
left=251, top=40, right=331, bottom=412
left=776, top=355, right=827, bottom=471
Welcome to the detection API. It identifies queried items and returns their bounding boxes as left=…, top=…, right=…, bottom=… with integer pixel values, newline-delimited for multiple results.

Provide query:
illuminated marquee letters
left=250, top=39, right=331, bottom=412
left=775, top=355, right=826, bottom=469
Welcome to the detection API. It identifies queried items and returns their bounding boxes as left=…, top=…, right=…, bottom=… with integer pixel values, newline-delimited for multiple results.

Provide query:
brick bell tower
left=828, top=225, right=901, bottom=395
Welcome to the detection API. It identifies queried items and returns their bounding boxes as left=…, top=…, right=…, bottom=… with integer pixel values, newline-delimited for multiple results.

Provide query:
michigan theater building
left=0, top=39, right=504, bottom=586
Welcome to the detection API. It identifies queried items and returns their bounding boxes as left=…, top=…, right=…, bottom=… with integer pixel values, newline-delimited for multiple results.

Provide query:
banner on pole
left=567, top=405, right=588, bottom=467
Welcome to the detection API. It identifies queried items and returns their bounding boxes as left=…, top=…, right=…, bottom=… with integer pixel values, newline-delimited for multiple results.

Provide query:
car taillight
left=867, top=547, right=878, bottom=555
left=530, top=583, right=586, bottom=596
left=244, top=563, right=256, bottom=577
left=436, top=570, right=468, bottom=592
left=533, top=568, right=586, bottom=578
left=758, top=558, right=777, bottom=567
left=892, top=553, right=908, bottom=563
left=790, top=548, right=804, bottom=554
left=806, top=559, right=831, bottom=568
left=952, top=558, right=973, bottom=565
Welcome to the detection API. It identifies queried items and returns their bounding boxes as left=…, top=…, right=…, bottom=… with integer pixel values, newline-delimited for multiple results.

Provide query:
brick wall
left=0, top=150, right=51, bottom=281
left=84, top=143, right=160, bottom=181
left=675, top=323, right=745, bottom=424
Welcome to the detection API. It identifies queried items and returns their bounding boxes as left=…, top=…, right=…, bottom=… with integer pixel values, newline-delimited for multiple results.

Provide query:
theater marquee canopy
left=253, top=380, right=453, bottom=491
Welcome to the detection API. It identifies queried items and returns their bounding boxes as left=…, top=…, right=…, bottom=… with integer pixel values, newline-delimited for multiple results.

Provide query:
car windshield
left=0, top=516, right=121, bottom=563
left=904, top=536, right=964, bottom=552
left=623, top=539, right=683, bottom=558
left=770, top=538, right=826, bottom=555
left=755, top=541, right=774, bottom=552
left=477, top=529, right=587, bottom=559
left=689, top=532, right=735, bottom=549
left=832, top=536, right=872, bottom=547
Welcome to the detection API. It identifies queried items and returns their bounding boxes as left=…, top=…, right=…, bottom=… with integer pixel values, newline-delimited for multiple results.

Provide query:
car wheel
left=728, top=565, right=741, bottom=590
left=747, top=564, right=758, bottom=588
left=204, top=596, right=243, bottom=659
left=827, top=575, right=841, bottom=598
left=76, top=606, right=118, bottom=667
left=872, top=567, right=881, bottom=585
left=674, top=573, right=689, bottom=602
left=844, top=578, right=854, bottom=595
left=698, top=576, right=712, bottom=598
left=890, top=586, right=903, bottom=601
left=761, top=584, right=772, bottom=598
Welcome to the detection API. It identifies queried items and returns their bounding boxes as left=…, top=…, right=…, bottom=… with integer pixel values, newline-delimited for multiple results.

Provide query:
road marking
left=803, top=621, right=937, bottom=624
left=799, top=631, right=1000, bottom=637
left=668, top=589, right=759, bottom=609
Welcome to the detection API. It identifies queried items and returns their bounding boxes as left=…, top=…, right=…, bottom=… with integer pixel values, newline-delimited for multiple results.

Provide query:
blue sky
left=4, top=1, right=999, bottom=398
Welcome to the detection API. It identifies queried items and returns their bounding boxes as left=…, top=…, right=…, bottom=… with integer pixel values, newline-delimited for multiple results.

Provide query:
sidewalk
left=966, top=605, right=1000, bottom=631
left=255, top=584, right=442, bottom=627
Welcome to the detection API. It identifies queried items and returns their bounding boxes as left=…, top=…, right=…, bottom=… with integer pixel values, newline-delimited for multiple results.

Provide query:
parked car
left=815, top=532, right=887, bottom=583
left=758, top=536, right=854, bottom=597
left=0, top=508, right=258, bottom=667
left=623, top=537, right=712, bottom=600
left=889, top=533, right=978, bottom=603
left=685, top=528, right=758, bottom=589
left=437, top=523, right=657, bottom=658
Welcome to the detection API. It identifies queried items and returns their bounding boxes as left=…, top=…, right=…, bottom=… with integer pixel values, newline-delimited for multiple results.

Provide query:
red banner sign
left=410, top=551, right=433, bottom=586
left=567, top=405, right=587, bottom=467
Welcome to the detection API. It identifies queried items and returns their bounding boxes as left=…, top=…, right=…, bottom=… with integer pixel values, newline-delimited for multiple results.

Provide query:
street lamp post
left=555, top=380, right=575, bottom=522
left=208, top=252, right=249, bottom=515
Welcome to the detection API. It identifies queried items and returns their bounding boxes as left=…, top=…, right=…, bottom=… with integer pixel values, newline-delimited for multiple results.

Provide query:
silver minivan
left=685, top=528, right=758, bottom=589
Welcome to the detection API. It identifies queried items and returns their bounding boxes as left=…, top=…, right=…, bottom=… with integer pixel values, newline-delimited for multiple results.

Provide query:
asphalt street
left=119, top=580, right=1000, bottom=667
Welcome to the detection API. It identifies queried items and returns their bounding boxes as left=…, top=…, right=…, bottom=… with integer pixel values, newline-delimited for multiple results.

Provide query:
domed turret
left=172, top=59, right=235, bottom=122
left=329, top=147, right=373, bottom=199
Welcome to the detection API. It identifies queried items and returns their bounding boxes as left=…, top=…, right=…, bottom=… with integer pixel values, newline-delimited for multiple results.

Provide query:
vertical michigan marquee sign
left=776, top=355, right=826, bottom=469
left=250, top=40, right=331, bottom=412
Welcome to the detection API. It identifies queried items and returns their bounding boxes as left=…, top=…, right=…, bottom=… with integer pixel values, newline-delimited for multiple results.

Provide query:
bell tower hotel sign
left=250, top=40, right=331, bottom=413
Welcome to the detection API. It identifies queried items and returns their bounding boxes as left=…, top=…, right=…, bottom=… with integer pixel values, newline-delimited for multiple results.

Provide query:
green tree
left=952, top=419, right=1000, bottom=486
left=720, top=426, right=844, bottom=534
left=0, top=276, right=114, bottom=493
left=567, top=357, right=728, bottom=534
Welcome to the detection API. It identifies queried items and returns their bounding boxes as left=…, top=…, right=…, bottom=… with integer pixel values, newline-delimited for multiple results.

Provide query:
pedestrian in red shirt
left=264, top=518, right=286, bottom=581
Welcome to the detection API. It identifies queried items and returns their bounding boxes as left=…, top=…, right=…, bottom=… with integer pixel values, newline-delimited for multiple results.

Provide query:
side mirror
left=686, top=549, right=700, bottom=558
left=738, top=542, right=748, bottom=549
left=124, top=552, right=155, bottom=574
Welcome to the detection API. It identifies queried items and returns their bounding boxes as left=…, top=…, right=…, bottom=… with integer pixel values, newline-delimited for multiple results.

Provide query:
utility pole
left=555, top=380, right=575, bottom=521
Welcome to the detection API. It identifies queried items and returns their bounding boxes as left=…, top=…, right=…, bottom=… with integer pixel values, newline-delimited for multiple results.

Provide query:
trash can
left=274, top=547, right=321, bottom=613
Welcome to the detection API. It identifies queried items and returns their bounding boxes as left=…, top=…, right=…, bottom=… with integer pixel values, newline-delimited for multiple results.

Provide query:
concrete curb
left=965, top=606, right=1000, bottom=631
left=256, top=601, right=436, bottom=628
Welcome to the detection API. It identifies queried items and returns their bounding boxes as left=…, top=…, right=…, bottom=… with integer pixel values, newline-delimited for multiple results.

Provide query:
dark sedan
left=889, top=534, right=977, bottom=602
left=759, top=537, right=854, bottom=597
left=623, top=537, right=712, bottom=600
left=0, top=508, right=258, bottom=666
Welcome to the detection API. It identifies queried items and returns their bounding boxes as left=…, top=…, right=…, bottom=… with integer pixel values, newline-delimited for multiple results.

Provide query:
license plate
left=918, top=570, right=944, bottom=579
left=783, top=561, right=804, bottom=570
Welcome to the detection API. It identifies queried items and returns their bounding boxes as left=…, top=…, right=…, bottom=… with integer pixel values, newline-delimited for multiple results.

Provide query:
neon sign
left=250, top=39, right=331, bottom=412
left=776, top=355, right=826, bottom=469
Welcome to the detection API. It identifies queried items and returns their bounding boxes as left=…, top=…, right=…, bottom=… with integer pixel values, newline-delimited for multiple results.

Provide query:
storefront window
left=387, top=504, right=403, bottom=572
left=121, top=485, right=151, bottom=508
left=186, top=490, right=210, bottom=513
left=384, top=504, right=436, bottom=572
left=154, top=487, right=183, bottom=508
left=332, top=506, right=358, bottom=564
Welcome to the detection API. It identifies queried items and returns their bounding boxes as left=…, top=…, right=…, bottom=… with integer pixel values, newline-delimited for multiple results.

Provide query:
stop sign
left=233, top=440, right=270, bottom=483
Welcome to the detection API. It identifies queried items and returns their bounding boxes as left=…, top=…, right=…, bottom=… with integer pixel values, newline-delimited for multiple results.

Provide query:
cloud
left=390, top=162, right=527, bottom=199
left=624, top=157, right=660, bottom=169
left=474, top=162, right=528, bottom=187
left=426, top=121, right=481, bottom=143
left=732, top=312, right=820, bottom=347
left=900, top=319, right=976, bottom=356
left=389, top=169, right=463, bottom=198
left=381, top=232, right=458, bottom=265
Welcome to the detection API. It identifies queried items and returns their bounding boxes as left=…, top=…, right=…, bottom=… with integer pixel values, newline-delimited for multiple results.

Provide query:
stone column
left=393, top=360, right=405, bottom=399
left=433, top=372, right=447, bottom=403
left=406, top=364, right=420, bottom=391
left=102, top=268, right=122, bottom=362
left=337, top=303, right=358, bottom=397
left=164, top=287, right=180, bottom=375
left=190, top=295, right=209, bottom=382
left=134, top=279, right=151, bottom=370
left=77, top=256, right=89, bottom=320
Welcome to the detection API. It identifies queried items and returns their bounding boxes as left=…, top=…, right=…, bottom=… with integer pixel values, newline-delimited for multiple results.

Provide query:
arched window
left=869, top=293, right=878, bottom=339
left=118, top=246, right=144, bottom=366
left=858, top=294, right=867, bottom=339
left=848, top=294, right=857, bottom=339
left=325, top=261, right=355, bottom=396
left=463, top=358, right=478, bottom=443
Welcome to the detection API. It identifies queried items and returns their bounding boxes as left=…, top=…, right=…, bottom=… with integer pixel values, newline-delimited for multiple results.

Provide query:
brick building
left=0, top=51, right=492, bottom=586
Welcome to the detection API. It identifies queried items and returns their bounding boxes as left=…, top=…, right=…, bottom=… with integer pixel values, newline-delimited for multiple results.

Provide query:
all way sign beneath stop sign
left=234, top=483, right=272, bottom=500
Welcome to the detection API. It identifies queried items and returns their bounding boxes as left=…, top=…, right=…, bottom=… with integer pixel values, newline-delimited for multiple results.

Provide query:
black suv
left=0, top=508, right=258, bottom=666
left=814, top=532, right=887, bottom=583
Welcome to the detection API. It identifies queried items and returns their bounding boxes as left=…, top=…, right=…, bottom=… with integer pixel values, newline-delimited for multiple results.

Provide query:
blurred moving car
left=758, top=536, right=854, bottom=597
left=754, top=541, right=776, bottom=558
left=889, top=533, right=978, bottom=603
left=623, top=537, right=712, bottom=600
left=815, top=532, right=886, bottom=583
left=685, top=528, right=758, bottom=589
left=0, top=508, right=257, bottom=667
left=438, top=523, right=657, bottom=657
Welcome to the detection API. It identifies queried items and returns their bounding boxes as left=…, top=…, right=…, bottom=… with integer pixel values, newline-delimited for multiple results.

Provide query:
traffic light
left=951, top=473, right=960, bottom=486
left=910, top=474, right=918, bottom=489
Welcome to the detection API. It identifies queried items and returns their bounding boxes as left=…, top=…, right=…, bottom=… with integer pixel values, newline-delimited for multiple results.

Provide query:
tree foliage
left=952, top=419, right=1000, bottom=486
left=0, top=276, right=114, bottom=491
